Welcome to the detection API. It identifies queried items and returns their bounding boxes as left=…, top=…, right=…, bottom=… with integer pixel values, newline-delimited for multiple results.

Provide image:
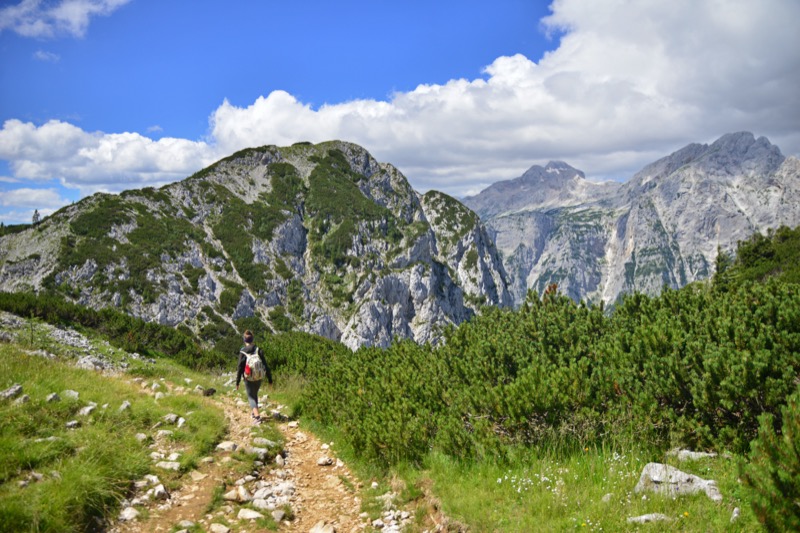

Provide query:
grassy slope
left=0, top=319, right=227, bottom=532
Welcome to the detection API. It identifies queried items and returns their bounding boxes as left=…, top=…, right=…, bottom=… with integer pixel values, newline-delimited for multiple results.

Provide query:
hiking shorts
left=244, top=379, right=261, bottom=409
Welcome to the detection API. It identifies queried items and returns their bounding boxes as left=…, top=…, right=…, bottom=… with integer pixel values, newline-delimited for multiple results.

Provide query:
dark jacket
left=236, top=344, right=272, bottom=387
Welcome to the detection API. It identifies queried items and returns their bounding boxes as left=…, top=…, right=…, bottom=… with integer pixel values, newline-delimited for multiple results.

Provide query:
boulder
left=634, top=462, right=722, bottom=502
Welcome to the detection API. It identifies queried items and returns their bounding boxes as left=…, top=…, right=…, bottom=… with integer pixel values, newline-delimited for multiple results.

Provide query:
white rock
left=288, top=421, right=299, bottom=428
left=177, top=417, right=186, bottom=428
left=667, top=448, right=718, bottom=461
left=163, top=413, right=179, bottom=424
left=253, top=487, right=273, bottom=500
left=253, top=437, right=277, bottom=447
left=275, top=454, right=285, bottom=467
left=1, top=383, right=23, bottom=400
left=135, top=433, right=147, bottom=442
left=634, top=462, right=723, bottom=502
left=118, top=400, right=131, bottom=412
left=209, top=524, right=230, bottom=533
left=78, top=405, right=95, bottom=416
left=14, top=394, right=30, bottom=404
left=65, top=420, right=80, bottom=429
left=150, top=452, right=165, bottom=461
left=46, top=393, right=60, bottom=403
left=144, top=474, right=160, bottom=485
left=601, top=493, right=613, bottom=503
left=271, top=509, right=285, bottom=522
left=627, top=513, right=672, bottom=524
left=731, top=507, right=741, bottom=523
left=61, top=389, right=79, bottom=400
left=317, top=456, right=334, bottom=466
left=153, top=484, right=170, bottom=500
left=167, top=452, right=181, bottom=461
left=119, top=507, right=140, bottom=521
left=310, top=520, right=336, bottom=533
left=190, top=471, right=208, bottom=481
left=247, top=446, right=268, bottom=460
left=156, top=429, right=174, bottom=438
left=216, top=441, right=237, bottom=452
left=154, top=392, right=165, bottom=400
left=372, top=518, right=385, bottom=529
left=252, top=498, right=271, bottom=510
left=238, top=508, right=264, bottom=520
left=155, top=461, right=181, bottom=471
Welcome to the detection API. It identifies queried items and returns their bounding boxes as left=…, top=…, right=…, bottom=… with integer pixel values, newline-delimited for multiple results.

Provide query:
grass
left=421, top=446, right=760, bottom=532
left=0, top=328, right=227, bottom=532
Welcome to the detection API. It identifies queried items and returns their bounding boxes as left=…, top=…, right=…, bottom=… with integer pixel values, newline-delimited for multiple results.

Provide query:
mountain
left=0, top=141, right=511, bottom=349
left=463, top=132, right=800, bottom=306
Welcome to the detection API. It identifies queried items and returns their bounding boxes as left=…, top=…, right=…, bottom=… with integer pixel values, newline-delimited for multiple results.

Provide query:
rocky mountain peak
left=0, top=141, right=510, bottom=350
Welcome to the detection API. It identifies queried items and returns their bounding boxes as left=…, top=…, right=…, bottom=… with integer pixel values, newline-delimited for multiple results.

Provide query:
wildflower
left=683, top=511, right=689, bottom=517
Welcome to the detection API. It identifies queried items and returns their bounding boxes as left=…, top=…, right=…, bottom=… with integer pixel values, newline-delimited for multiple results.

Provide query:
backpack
left=242, top=348, right=266, bottom=382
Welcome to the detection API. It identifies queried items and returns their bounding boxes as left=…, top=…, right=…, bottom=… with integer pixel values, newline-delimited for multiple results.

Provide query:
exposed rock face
left=463, top=132, right=800, bottom=306
left=0, top=141, right=510, bottom=349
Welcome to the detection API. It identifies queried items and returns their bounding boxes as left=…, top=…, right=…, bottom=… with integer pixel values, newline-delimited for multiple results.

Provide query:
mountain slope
left=463, top=132, right=800, bottom=305
left=0, top=141, right=511, bottom=349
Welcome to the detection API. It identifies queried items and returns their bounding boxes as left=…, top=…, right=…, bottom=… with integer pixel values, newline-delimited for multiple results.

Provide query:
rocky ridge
left=0, top=141, right=511, bottom=349
left=464, top=132, right=800, bottom=305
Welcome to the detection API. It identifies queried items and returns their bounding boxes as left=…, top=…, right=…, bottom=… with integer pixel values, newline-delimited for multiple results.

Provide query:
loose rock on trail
left=110, top=384, right=366, bottom=533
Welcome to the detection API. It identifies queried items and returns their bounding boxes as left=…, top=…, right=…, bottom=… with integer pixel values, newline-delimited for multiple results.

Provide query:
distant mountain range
left=0, top=141, right=511, bottom=349
left=463, top=132, right=800, bottom=306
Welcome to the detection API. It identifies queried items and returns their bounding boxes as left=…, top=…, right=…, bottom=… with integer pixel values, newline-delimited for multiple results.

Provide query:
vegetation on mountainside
left=423, top=190, right=479, bottom=246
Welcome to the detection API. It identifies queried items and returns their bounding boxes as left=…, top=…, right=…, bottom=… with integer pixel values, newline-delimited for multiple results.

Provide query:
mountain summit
left=463, top=132, right=800, bottom=305
left=0, top=141, right=511, bottom=349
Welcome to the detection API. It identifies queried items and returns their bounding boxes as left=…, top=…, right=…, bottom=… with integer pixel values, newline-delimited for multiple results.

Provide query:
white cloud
left=0, top=0, right=130, bottom=38
left=0, top=187, right=70, bottom=209
left=1, top=0, right=798, bottom=203
left=0, top=119, right=219, bottom=196
left=33, top=49, right=60, bottom=62
left=207, top=0, right=800, bottom=195
left=146, top=125, right=163, bottom=133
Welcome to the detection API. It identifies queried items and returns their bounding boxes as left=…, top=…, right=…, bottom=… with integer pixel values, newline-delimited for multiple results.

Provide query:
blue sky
left=1, top=0, right=799, bottom=224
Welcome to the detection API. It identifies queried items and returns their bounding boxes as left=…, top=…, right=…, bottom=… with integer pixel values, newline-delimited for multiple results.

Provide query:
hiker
left=235, top=330, right=272, bottom=424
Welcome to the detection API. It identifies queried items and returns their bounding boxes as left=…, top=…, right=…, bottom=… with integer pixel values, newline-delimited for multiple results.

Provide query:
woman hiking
left=235, top=330, right=273, bottom=424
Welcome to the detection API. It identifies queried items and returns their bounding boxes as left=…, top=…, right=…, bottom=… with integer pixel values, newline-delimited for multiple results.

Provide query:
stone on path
left=118, top=507, right=140, bottom=521
left=190, top=470, right=208, bottom=481
left=310, top=520, right=336, bottom=533
left=253, top=437, right=277, bottom=447
left=153, top=484, right=170, bottom=500
left=317, top=456, right=334, bottom=466
left=223, top=485, right=251, bottom=503
left=237, top=508, right=264, bottom=520
left=272, top=509, right=285, bottom=522
left=216, top=441, right=237, bottom=452
left=178, top=520, right=195, bottom=528
left=634, top=462, right=723, bottom=502
left=209, top=524, right=230, bottom=533
left=627, top=513, right=672, bottom=524
left=155, top=461, right=181, bottom=471
left=275, top=454, right=285, bottom=467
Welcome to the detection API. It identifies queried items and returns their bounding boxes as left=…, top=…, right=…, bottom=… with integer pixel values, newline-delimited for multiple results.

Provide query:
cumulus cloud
left=1, top=0, right=798, bottom=203
left=0, top=187, right=70, bottom=209
left=0, top=119, right=218, bottom=196
left=0, top=0, right=130, bottom=38
left=207, top=0, right=800, bottom=194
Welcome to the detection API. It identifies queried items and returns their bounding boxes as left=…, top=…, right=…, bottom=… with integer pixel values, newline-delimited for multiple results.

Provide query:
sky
left=1, top=0, right=799, bottom=225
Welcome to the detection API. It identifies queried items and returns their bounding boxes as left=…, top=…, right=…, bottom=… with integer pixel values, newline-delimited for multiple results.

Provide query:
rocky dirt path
left=111, top=385, right=372, bottom=533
